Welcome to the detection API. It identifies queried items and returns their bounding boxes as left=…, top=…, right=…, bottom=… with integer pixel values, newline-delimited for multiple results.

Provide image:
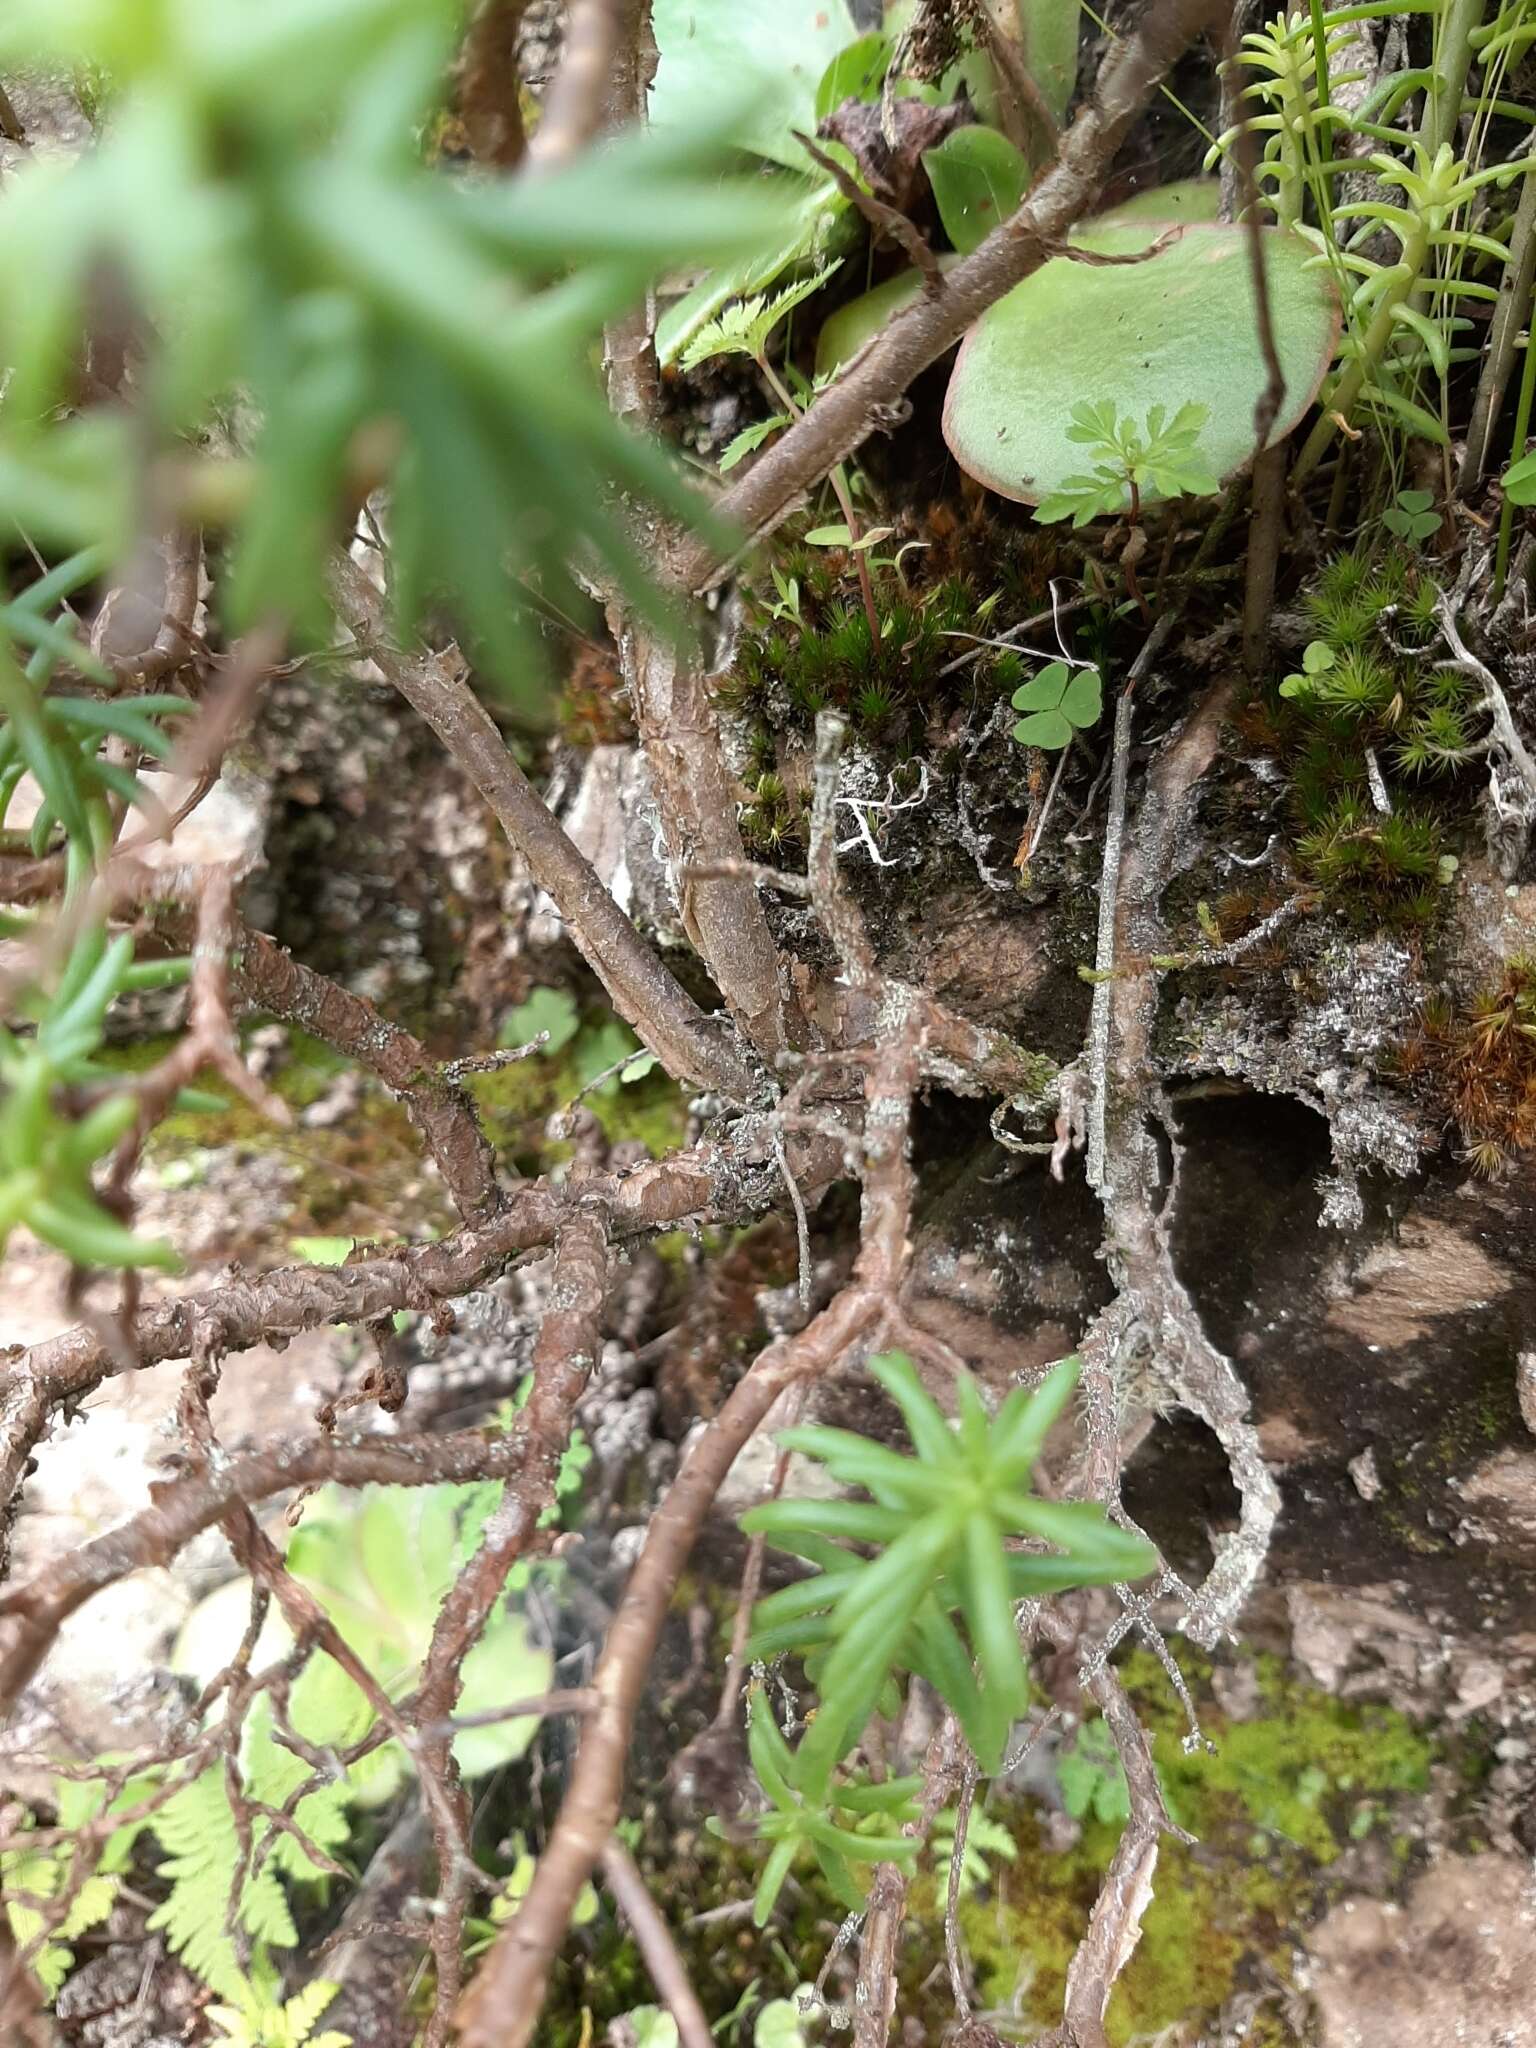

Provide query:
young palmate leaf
left=718, top=413, right=790, bottom=472
left=1034, top=400, right=1218, bottom=527
left=680, top=265, right=839, bottom=373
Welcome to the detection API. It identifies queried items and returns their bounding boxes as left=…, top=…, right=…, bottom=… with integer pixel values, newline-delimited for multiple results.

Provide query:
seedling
left=1011, top=661, right=1103, bottom=750
left=1035, top=402, right=1219, bottom=528
left=1279, top=640, right=1337, bottom=700
left=684, top=270, right=883, bottom=635
left=763, top=564, right=804, bottom=624
left=1381, top=488, right=1439, bottom=545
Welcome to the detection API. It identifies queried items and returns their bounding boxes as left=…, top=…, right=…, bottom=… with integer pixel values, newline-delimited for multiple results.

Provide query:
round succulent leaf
left=1061, top=666, right=1102, bottom=727
left=1013, top=708, right=1074, bottom=749
left=942, top=221, right=1340, bottom=505
left=1091, top=178, right=1222, bottom=226
left=814, top=253, right=959, bottom=376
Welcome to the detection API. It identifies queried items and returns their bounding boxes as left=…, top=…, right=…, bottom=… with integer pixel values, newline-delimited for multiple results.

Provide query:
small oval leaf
left=922, top=127, right=1030, bottom=255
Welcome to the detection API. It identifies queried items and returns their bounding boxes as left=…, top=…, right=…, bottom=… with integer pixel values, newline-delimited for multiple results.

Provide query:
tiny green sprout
left=764, top=564, right=803, bottom=624
left=1381, top=488, right=1439, bottom=546
left=1011, top=662, right=1103, bottom=750
left=1279, top=640, right=1337, bottom=700
left=1034, top=401, right=1219, bottom=527
left=802, top=522, right=894, bottom=551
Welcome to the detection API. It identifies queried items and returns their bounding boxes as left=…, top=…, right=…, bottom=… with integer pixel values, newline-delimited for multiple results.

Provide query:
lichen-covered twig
left=0, top=1118, right=843, bottom=1532
left=1086, top=681, right=1281, bottom=1650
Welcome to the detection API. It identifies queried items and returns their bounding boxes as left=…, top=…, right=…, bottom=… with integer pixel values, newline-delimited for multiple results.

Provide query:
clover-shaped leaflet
left=1011, top=662, right=1103, bottom=751
left=1381, top=489, right=1438, bottom=544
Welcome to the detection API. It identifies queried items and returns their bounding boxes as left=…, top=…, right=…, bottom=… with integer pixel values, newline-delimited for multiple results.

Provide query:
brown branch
left=569, top=0, right=787, bottom=1059
left=809, top=713, right=878, bottom=988
left=1032, top=1615, right=1177, bottom=2048
left=793, top=131, right=942, bottom=289
left=458, top=0, right=529, bottom=168
left=601, top=1839, right=714, bottom=2048
left=322, top=1800, right=435, bottom=2048
left=1092, top=681, right=1280, bottom=1647
left=944, top=1752, right=980, bottom=2019
left=0, top=1423, right=534, bottom=1719
left=331, top=554, right=762, bottom=1099
left=0, top=83, right=25, bottom=147
left=962, top=0, right=1062, bottom=160
left=851, top=1710, right=962, bottom=2041
left=0, top=1114, right=850, bottom=1656
left=414, top=1207, right=612, bottom=2046
left=455, top=1287, right=879, bottom=2048
left=598, top=2, right=661, bottom=430
left=458, top=1011, right=926, bottom=2047
left=193, top=909, right=502, bottom=1223
left=419, top=1686, right=599, bottom=1738
left=614, top=620, right=793, bottom=1058
left=1242, top=444, right=1287, bottom=679
left=106, top=867, right=292, bottom=1205
left=670, top=0, right=1224, bottom=590
left=0, top=1123, right=811, bottom=1525
left=90, top=528, right=202, bottom=689
left=223, top=1508, right=475, bottom=1928
left=0, top=1918, right=59, bottom=2048
left=526, top=0, right=642, bottom=172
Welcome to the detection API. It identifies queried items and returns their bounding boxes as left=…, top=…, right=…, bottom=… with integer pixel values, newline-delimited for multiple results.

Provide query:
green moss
left=907, top=1813, right=1284, bottom=2043
left=509, top=1645, right=1445, bottom=2048
left=1138, top=1653, right=1432, bottom=1865
left=466, top=1020, right=689, bottom=1175
left=913, top=1651, right=1435, bottom=2043
left=1262, top=549, right=1473, bottom=929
